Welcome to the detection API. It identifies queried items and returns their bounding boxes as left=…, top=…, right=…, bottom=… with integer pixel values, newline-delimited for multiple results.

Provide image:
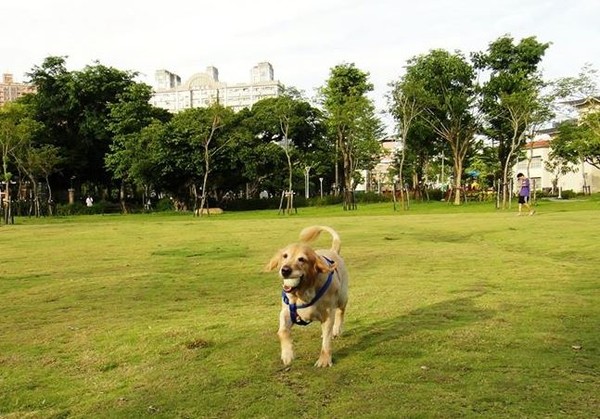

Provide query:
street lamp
left=319, top=177, right=324, bottom=198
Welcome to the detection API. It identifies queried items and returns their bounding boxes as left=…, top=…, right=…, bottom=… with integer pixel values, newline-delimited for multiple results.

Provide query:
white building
left=355, top=138, right=397, bottom=192
left=514, top=135, right=600, bottom=193
left=151, top=62, right=284, bottom=113
left=513, top=96, right=600, bottom=194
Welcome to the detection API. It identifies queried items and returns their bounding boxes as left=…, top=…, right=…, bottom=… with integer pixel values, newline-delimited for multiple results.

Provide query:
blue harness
left=281, top=257, right=335, bottom=326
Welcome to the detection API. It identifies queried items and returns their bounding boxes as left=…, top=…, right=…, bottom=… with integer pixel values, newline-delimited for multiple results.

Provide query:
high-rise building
left=151, top=62, right=284, bottom=112
left=155, top=70, right=181, bottom=90
left=0, top=74, right=36, bottom=106
left=251, top=62, right=274, bottom=83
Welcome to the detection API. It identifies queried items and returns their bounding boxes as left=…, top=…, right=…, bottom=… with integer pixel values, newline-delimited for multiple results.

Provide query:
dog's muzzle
left=281, top=265, right=302, bottom=292
left=283, top=278, right=302, bottom=292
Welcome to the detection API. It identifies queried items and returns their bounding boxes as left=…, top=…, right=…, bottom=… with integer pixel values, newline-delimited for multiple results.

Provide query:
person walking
left=516, top=173, right=535, bottom=216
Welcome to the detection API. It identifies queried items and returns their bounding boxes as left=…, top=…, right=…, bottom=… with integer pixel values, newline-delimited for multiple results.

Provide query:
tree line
left=1, top=35, right=599, bottom=223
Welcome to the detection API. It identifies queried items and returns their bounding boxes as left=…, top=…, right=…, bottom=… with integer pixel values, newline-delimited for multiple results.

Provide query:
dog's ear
left=315, top=255, right=335, bottom=273
left=264, top=251, right=281, bottom=272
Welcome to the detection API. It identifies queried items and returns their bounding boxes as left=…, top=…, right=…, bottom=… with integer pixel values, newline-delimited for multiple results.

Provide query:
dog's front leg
left=278, top=308, right=294, bottom=366
left=315, top=313, right=334, bottom=367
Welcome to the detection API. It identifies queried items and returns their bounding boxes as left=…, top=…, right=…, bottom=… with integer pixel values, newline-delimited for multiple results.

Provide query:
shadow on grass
left=336, top=293, right=495, bottom=361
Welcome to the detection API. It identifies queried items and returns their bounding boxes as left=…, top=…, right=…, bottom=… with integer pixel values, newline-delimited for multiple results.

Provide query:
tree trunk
left=398, top=145, right=408, bottom=210
left=453, top=159, right=463, bottom=205
left=199, top=170, right=210, bottom=217
left=501, top=149, right=514, bottom=210
left=2, top=155, right=14, bottom=225
left=285, top=147, right=293, bottom=214
left=119, top=180, right=128, bottom=214
left=342, top=148, right=356, bottom=210
left=46, top=175, right=54, bottom=216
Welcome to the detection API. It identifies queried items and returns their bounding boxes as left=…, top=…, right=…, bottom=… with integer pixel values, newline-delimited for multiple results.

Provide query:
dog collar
left=281, top=256, right=335, bottom=326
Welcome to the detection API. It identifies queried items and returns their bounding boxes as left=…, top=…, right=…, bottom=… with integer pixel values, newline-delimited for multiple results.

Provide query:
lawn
left=1, top=198, right=599, bottom=418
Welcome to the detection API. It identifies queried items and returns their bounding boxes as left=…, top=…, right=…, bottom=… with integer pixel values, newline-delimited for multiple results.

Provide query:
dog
left=265, top=225, right=349, bottom=367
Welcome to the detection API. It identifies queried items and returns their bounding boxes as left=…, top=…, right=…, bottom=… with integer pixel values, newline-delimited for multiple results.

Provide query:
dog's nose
left=281, top=265, right=292, bottom=278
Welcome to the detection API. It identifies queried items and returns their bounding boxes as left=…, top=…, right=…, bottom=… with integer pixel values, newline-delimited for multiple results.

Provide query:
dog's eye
left=282, top=253, right=288, bottom=259
left=298, top=257, right=306, bottom=263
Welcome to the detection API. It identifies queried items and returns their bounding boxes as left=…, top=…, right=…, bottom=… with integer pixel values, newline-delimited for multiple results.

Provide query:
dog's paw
left=332, top=326, right=343, bottom=338
left=314, top=356, right=333, bottom=368
left=281, top=350, right=294, bottom=366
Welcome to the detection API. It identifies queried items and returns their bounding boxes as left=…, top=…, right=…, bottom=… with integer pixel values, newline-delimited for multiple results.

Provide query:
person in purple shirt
left=516, top=173, right=535, bottom=216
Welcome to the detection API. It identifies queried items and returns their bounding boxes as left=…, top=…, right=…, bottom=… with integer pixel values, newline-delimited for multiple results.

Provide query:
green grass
left=1, top=198, right=599, bottom=418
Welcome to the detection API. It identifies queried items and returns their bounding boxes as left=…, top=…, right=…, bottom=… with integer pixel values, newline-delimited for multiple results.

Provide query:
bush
left=221, top=197, right=283, bottom=211
left=427, top=189, right=444, bottom=201
left=155, top=197, right=174, bottom=212
left=355, top=192, right=391, bottom=204
left=55, top=200, right=121, bottom=216
left=306, top=194, right=344, bottom=207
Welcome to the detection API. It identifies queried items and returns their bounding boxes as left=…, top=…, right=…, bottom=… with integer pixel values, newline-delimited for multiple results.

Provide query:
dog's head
left=265, top=243, right=334, bottom=293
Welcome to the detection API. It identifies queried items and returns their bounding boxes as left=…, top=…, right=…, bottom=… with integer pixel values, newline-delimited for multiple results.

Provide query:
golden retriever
left=266, top=225, right=349, bottom=367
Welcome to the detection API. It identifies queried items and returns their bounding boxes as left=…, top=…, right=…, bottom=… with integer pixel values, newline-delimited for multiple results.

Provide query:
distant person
left=516, top=173, right=534, bottom=216
left=86, top=195, right=94, bottom=207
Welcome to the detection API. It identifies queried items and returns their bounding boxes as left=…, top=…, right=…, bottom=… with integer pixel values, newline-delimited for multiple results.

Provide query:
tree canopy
left=319, top=63, right=383, bottom=210
left=474, top=35, right=550, bottom=207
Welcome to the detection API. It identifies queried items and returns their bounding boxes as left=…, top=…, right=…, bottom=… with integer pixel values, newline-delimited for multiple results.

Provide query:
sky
left=2, top=0, right=599, bottom=132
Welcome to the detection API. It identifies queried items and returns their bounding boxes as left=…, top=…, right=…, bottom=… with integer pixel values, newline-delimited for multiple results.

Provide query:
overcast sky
left=2, top=0, right=599, bottom=129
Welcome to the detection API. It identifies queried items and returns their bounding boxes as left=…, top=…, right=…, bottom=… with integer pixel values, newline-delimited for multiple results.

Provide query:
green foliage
left=474, top=36, right=550, bottom=184
left=559, top=189, right=576, bottom=199
left=400, top=49, right=478, bottom=204
left=11, top=50, right=597, bottom=219
left=319, top=63, right=384, bottom=209
left=55, top=200, right=122, bottom=215
left=26, top=56, right=141, bottom=187
left=105, top=82, right=171, bottom=187
left=552, top=111, right=600, bottom=170
left=155, top=197, right=174, bottom=212
left=427, top=188, right=445, bottom=201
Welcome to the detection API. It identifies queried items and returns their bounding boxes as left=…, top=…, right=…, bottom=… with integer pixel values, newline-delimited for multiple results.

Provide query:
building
left=0, top=73, right=36, bottom=106
left=151, top=62, right=284, bottom=113
left=513, top=96, right=600, bottom=193
left=354, top=138, right=397, bottom=193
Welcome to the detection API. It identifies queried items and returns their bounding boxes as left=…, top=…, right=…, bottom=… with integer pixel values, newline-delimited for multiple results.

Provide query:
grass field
left=1, top=198, right=599, bottom=418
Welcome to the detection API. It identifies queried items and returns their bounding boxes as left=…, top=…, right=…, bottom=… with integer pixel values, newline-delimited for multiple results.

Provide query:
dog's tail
left=299, top=225, right=341, bottom=254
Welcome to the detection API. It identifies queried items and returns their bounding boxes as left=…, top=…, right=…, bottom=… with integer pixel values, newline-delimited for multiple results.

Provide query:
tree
left=12, top=144, right=62, bottom=217
left=549, top=64, right=599, bottom=190
left=105, top=82, right=171, bottom=213
left=552, top=112, right=600, bottom=170
left=196, top=104, right=235, bottom=216
left=403, top=49, right=479, bottom=205
left=225, top=109, right=286, bottom=198
left=26, top=56, right=139, bottom=194
left=474, top=35, right=550, bottom=207
left=249, top=91, right=326, bottom=211
left=0, top=102, right=39, bottom=224
left=320, top=63, right=383, bottom=210
left=389, top=77, right=427, bottom=209
left=544, top=155, right=576, bottom=195
left=552, top=63, right=598, bottom=101
left=158, top=105, right=235, bottom=214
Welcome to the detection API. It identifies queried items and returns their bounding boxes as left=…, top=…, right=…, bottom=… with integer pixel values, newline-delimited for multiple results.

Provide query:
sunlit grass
left=1, top=198, right=598, bottom=417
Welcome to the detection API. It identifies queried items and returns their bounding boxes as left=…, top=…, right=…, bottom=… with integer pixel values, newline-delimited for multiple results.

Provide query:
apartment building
left=151, top=62, right=284, bottom=113
left=0, top=73, right=35, bottom=106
